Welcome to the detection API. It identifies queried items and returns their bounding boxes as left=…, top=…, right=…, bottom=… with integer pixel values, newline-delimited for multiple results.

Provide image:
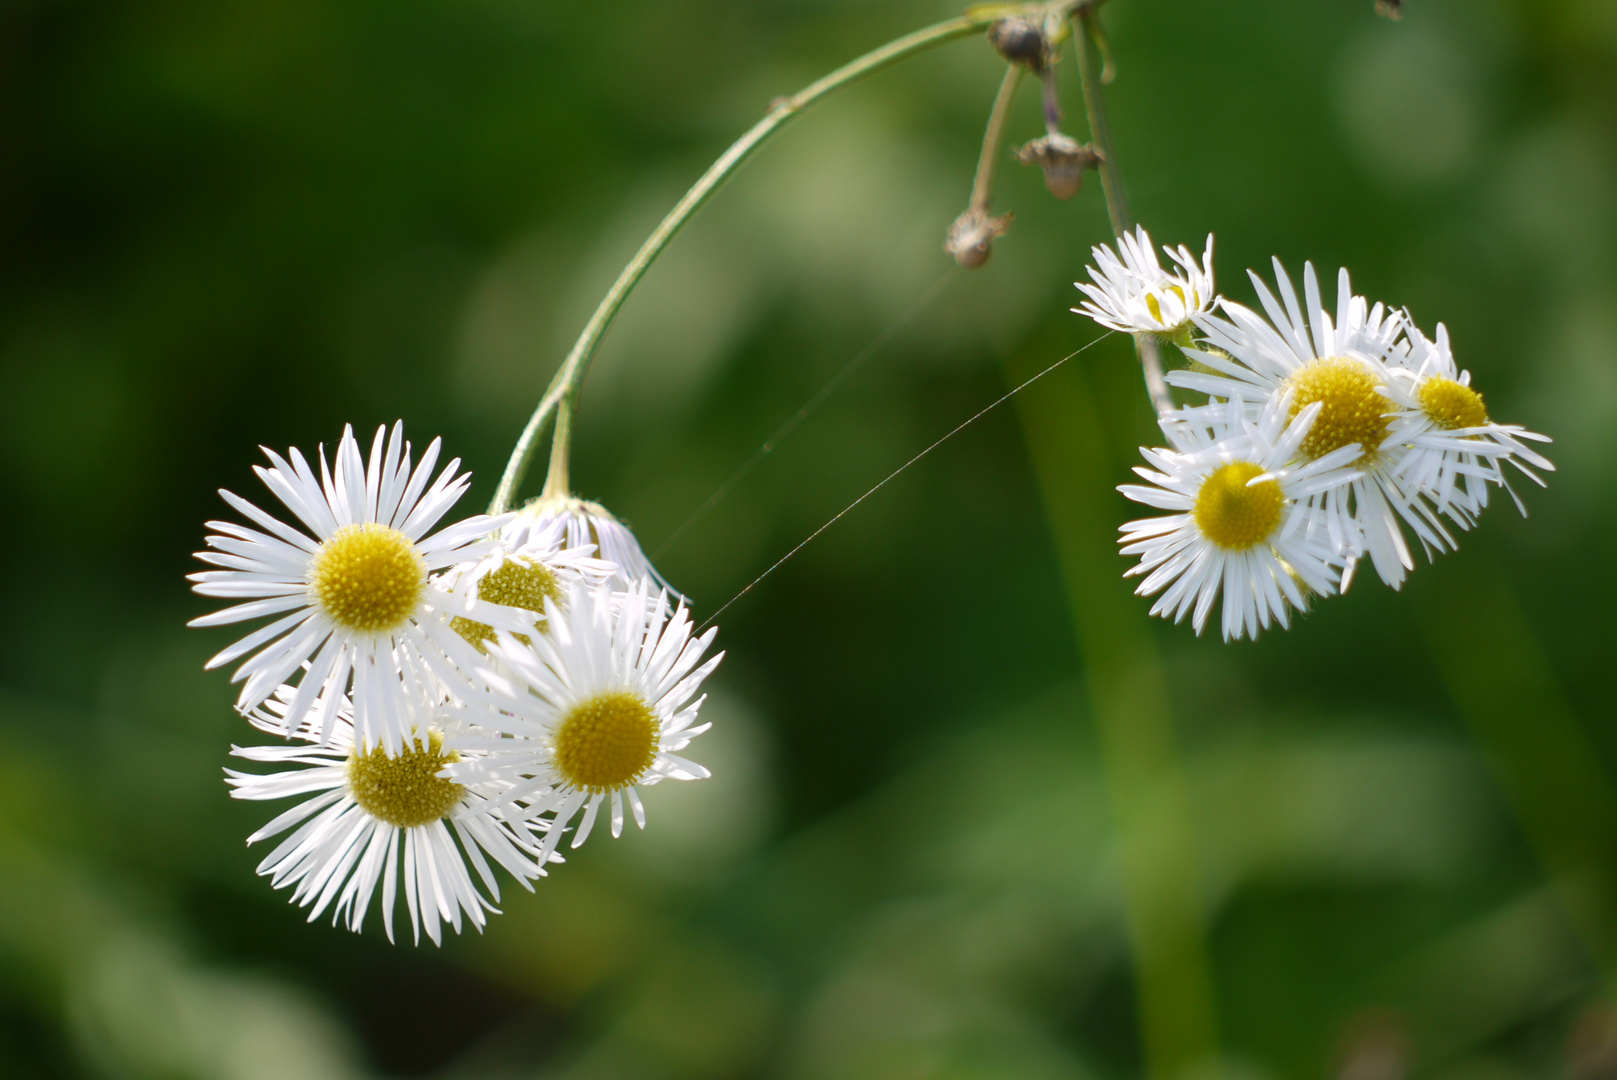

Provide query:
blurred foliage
left=2, top=0, right=1616, bottom=1077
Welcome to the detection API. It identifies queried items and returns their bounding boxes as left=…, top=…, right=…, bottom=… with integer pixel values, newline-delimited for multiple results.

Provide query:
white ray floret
left=1120, top=391, right=1363, bottom=641
left=512, top=493, right=676, bottom=595
left=447, top=580, right=721, bottom=855
left=1168, top=260, right=1446, bottom=590
left=226, top=679, right=554, bottom=947
left=1074, top=226, right=1216, bottom=338
left=189, top=422, right=531, bottom=752
left=434, top=512, right=618, bottom=658
left=1380, top=321, right=1554, bottom=521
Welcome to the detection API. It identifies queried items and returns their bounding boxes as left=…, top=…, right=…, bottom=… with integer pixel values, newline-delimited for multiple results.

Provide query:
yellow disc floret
left=1193, top=461, right=1285, bottom=550
left=1418, top=377, right=1488, bottom=429
left=1144, top=284, right=1192, bottom=331
left=451, top=557, right=560, bottom=650
left=552, top=690, right=658, bottom=794
left=309, top=523, right=426, bottom=634
left=1286, top=356, right=1391, bottom=461
left=347, top=731, right=464, bottom=828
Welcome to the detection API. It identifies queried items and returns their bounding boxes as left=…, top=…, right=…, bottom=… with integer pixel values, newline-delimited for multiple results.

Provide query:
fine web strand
left=651, top=269, right=957, bottom=562
left=698, top=331, right=1115, bottom=630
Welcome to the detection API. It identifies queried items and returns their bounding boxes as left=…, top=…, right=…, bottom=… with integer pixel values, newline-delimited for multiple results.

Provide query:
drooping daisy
left=189, top=422, right=532, bottom=752
left=1120, top=390, right=1363, bottom=641
left=1381, top=321, right=1554, bottom=521
left=1169, top=261, right=1446, bottom=589
left=448, top=581, right=721, bottom=854
left=226, top=676, right=554, bottom=946
left=435, top=513, right=617, bottom=655
left=1073, top=226, right=1216, bottom=340
left=512, top=493, right=675, bottom=594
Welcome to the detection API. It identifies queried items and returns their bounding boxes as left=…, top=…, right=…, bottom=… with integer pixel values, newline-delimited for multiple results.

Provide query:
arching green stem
left=1069, top=10, right=1220, bottom=1079
left=490, top=12, right=1011, bottom=513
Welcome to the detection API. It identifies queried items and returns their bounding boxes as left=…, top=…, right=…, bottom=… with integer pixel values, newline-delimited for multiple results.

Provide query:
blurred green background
left=3, top=0, right=1616, bottom=1076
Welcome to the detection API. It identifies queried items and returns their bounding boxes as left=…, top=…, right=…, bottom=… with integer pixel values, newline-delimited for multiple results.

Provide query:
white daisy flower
left=1381, top=321, right=1554, bottom=521
left=1073, top=226, right=1216, bottom=339
left=435, top=513, right=618, bottom=655
left=448, top=580, right=721, bottom=855
left=189, top=422, right=531, bottom=752
left=226, top=678, right=554, bottom=947
left=512, top=493, right=675, bottom=594
left=1168, top=260, right=1447, bottom=590
left=1120, top=390, right=1363, bottom=641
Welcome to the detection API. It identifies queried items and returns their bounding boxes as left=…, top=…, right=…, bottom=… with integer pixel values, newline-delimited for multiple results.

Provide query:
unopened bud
left=988, top=17, right=1048, bottom=71
left=1015, top=134, right=1102, bottom=200
left=946, top=207, right=1012, bottom=268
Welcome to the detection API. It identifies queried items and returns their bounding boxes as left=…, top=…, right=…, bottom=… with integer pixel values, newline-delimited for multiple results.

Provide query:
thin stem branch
left=970, top=65, right=1025, bottom=211
left=540, top=396, right=573, bottom=500
left=1071, top=8, right=1174, bottom=418
left=490, top=13, right=1005, bottom=513
left=1040, top=65, right=1063, bottom=136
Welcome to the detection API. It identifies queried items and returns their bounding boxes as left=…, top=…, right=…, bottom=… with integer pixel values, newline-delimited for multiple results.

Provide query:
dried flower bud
left=1374, top=0, right=1403, bottom=19
left=988, top=17, right=1048, bottom=71
left=1015, top=134, right=1102, bottom=200
left=945, top=207, right=1012, bottom=268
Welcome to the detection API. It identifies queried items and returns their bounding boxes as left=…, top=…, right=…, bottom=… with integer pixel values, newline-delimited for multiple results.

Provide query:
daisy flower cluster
left=192, top=423, right=721, bottom=943
left=1075, top=226, right=1554, bottom=641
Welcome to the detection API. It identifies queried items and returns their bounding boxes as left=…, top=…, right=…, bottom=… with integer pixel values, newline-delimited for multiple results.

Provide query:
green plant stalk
left=491, top=11, right=1015, bottom=514
left=1066, top=11, right=1221, bottom=1077
left=1072, top=8, right=1173, bottom=418
left=971, top=64, right=1025, bottom=212
left=1009, top=330, right=1220, bottom=1080
left=1420, top=555, right=1617, bottom=993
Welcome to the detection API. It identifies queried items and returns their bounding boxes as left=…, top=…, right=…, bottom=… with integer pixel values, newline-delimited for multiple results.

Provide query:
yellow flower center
left=451, top=557, right=560, bottom=651
left=553, top=690, right=658, bottom=794
left=347, top=731, right=464, bottom=829
left=1145, top=283, right=1193, bottom=329
left=308, top=523, right=426, bottom=634
left=1418, top=377, right=1488, bottom=429
left=1193, top=461, right=1284, bottom=550
left=1286, top=356, right=1390, bottom=462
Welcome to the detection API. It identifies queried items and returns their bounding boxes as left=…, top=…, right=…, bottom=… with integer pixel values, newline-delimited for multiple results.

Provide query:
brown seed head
left=945, top=207, right=1012, bottom=268
left=1015, top=134, right=1102, bottom=200
left=988, top=17, right=1048, bottom=70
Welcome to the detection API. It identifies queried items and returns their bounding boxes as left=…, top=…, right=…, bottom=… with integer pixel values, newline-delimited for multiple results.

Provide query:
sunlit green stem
left=1072, top=9, right=1172, bottom=418
left=491, top=12, right=1019, bottom=513
left=1068, top=11, right=1219, bottom=1078
left=1421, top=557, right=1617, bottom=993
left=540, top=397, right=573, bottom=501
left=1010, top=333, right=1220, bottom=1080
left=971, top=65, right=1025, bottom=212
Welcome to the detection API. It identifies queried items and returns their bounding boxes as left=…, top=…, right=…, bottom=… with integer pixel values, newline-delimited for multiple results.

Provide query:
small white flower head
left=512, top=493, right=675, bottom=595
left=189, top=422, right=532, bottom=752
left=1381, top=321, right=1554, bottom=521
left=449, top=581, right=721, bottom=855
left=1119, top=391, right=1363, bottom=641
left=1074, top=226, right=1216, bottom=338
left=227, top=678, right=554, bottom=947
left=1169, top=261, right=1445, bottom=590
left=435, top=513, right=617, bottom=655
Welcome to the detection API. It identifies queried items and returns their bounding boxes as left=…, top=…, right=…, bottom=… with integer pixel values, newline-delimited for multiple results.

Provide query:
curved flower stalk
left=447, top=581, right=721, bottom=856
left=189, top=423, right=533, bottom=751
